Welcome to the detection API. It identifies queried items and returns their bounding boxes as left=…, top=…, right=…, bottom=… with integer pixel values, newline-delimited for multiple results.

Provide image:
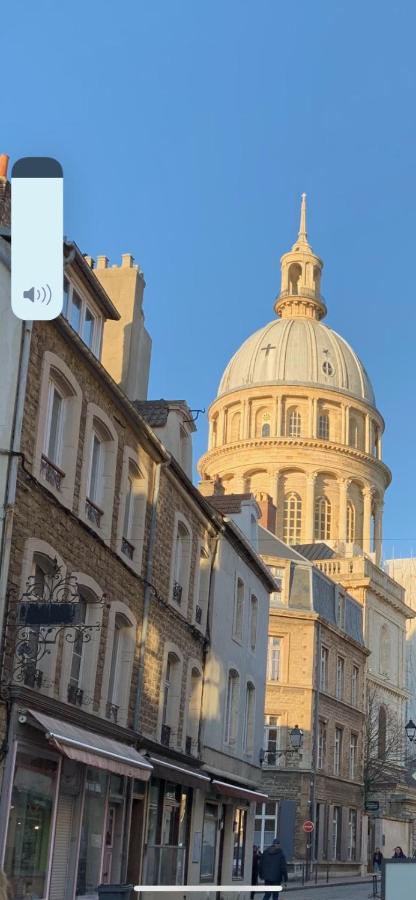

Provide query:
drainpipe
left=197, top=531, right=220, bottom=754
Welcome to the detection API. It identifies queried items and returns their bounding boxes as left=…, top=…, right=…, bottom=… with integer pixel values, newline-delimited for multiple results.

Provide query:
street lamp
left=289, top=725, right=304, bottom=751
left=405, top=719, right=416, bottom=744
left=259, top=724, right=304, bottom=766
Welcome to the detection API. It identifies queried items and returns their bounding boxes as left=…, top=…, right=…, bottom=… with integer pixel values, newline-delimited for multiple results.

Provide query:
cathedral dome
left=217, top=316, right=375, bottom=406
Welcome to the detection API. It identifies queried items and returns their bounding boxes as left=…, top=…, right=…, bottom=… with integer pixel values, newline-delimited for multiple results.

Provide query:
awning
left=211, top=779, right=268, bottom=803
left=148, top=754, right=211, bottom=789
left=28, top=710, right=153, bottom=781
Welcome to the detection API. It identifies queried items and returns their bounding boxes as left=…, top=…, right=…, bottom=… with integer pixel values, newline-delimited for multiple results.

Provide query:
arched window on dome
left=346, top=502, right=355, bottom=544
left=229, top=411, right=241, bottom=442
left=314, top=496, right=331, bottom=540
left=288, top=263, right=302, bottom=296
left=318, top=414, right=330, bottom=440
left=261, top=422, right=270, bottom=437
left=255, top=409, right=271, bottom=438
left=283, top=492, right=302, bottom=544
left=287, top=408, right=302, bottom=438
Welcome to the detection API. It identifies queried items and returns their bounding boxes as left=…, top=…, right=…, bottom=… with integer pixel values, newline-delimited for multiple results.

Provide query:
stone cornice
left=199, top=436, right=391, bottom=485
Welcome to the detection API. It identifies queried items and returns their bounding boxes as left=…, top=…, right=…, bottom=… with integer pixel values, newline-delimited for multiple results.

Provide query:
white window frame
left=351, top=665, right=359, bottom=706
left=334, top=726, right=342, bottom=776
left=267, top=636, right=281, bottom=681
left=349, top=732, right=358, bottom=779
left=44, top=379, right=65, bottom=466
left=288, top=408, right=302, bottom=437
left=232, top=577, right=245, bottom=643
left=336, top=656, right=345, bottom=700
left=320, top=646, right=329, bottom=691
left=224, top=669, right=240, bottom=745
left=64, top=275, right=103, bottom=357
left=318, top=720, right=327, bottom=769
left=283, top=492, right=302, bottom=544
left=254, top=801, right=279, bottom=852
left=318, top=413, right=330, bottom=440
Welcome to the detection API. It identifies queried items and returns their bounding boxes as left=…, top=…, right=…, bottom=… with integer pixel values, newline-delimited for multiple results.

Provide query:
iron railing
left=121, top=537, right=134, bottom=560
left=172, top=582, right=183, bottom=605
left=85, top=497, right=103, bottom=528
left=41, top=454, right=65, bottom=491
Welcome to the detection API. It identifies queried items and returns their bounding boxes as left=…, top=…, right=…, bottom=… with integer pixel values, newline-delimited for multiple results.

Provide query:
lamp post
left=405, top=719, right=416, bottom=744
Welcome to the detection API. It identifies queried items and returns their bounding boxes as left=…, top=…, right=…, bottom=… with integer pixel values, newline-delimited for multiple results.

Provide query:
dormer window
left=63, top=276, right=102, bottom=357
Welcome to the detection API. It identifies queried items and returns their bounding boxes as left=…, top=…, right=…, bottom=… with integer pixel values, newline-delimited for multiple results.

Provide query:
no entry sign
left=303, top=820, right=315, bottom=833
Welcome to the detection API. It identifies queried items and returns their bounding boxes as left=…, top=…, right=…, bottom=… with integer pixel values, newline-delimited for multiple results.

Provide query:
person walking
left=393, top=846, right=406, bottom=858
left=251, top=844, right=261, bottom=898
left=373, top=847, right=383, bottom=872
left=259, top=838, right=288, bottom=899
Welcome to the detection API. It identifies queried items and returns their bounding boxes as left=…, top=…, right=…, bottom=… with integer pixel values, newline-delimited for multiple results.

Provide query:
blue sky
left=3, top=0, right=416, bottom=558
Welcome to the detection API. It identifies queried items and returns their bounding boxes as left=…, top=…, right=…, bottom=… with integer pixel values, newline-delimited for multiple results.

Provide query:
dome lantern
left=274, top=194, right=326, bottom=321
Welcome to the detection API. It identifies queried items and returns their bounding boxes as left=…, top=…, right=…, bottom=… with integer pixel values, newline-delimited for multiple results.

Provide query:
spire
left=274, top=194, right=326, bottom=321
left=298, top=192, right=307, bottom=242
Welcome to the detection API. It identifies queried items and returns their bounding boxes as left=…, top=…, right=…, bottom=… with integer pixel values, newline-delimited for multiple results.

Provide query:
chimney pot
left=122, top=253, right=134, bottom=268
left=0, top=154, right=9, bottom=181
left=96, top=255, right=109, bottom=270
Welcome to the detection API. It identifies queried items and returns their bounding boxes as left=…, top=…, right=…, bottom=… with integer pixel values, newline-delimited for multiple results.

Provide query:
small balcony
left=172, top=582, right=183, bottom=605
left=67, top=683, right=84, bottom=706
left=121, top=537, right=134, bottom=560
left=161, top=724, right=171, bottom=747
left=41, top=454, right=65, bottom=491
left=85, top=497, right=103, bottom=528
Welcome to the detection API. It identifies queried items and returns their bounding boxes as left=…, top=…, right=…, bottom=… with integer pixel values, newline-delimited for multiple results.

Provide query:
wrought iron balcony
left=172, top=582, right=183, bottom=605
left=106, top=701, right=119, bottom=723
left=67, top=683, right=84, bottom=706
left=85, top=497, right=104, bottom=528
left=195, top=604, right=202, bottom=625
left=41, top=454, right=65, bottom=491
left=161, top=724, right=171, bottom=747
left=121, top=537, right=134, bottom=560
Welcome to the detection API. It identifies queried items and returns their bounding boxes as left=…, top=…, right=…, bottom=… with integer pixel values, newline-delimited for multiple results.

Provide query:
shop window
left=172, top=518, right=192, bottom=608
left=76, top=768, right=109, bottom=897
left=232, top=808, right=247, bottom=879
left=224, top=669, right=240, bottom=744
left=283, top=492, right=302, bottom=544
left=314, top=496, right=331, bottom=540
left=267, top=637, right=281, bottom=681
left=4, top=750, right=59, bottom=900
left=254, top=801, right=279, bottom=852
left=201, top=803, right=218, bottom=881
left=243, top=682, right=256, bottom=754
left=145, top=780, right=189, bottom=885
left=232, top=578, right=245, bottom=642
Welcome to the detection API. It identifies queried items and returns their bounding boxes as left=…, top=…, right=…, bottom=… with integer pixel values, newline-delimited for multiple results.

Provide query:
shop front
left=0, top=709, right=152, bottom=900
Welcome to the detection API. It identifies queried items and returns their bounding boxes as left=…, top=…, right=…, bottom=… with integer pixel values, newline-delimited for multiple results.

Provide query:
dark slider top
left=12, top=157, right=63, bottom=178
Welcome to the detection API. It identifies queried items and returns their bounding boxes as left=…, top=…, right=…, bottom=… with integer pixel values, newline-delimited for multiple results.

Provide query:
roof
left=207, top=492, right=257, bottom=515
left=134, top=399, right=197, bottom=432
left=64, top=241, right=120, bottom=321
left=217, top=316, right=376, bottom=407
left=293, top=542, right=336, bottom=560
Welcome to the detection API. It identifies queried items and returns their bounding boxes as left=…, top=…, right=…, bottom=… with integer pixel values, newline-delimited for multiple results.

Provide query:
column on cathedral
left=362, top=486, right=373, bottom=554
left=374, top=500, right=384, bottom=565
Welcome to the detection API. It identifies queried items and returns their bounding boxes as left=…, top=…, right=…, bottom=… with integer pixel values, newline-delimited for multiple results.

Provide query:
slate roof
left=292, top=542, right=335, bottom=560
left=207, top=493, right=256, bottom=515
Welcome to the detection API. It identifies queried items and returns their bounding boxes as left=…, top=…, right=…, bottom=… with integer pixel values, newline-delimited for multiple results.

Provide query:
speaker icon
left=23, top=284, right=52, bottom=305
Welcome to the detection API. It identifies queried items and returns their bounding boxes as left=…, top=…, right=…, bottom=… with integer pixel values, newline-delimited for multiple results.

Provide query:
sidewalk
left=285, top=874, right=375, bottom=891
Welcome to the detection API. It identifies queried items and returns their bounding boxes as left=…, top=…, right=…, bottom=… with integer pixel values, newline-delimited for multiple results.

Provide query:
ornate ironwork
left=85, top=498, right=103, bottom=527
left=3, top=562, right=106, bottom=690
left=40, top=454, right=65, bottom=491
left=172, top=582, right=182, bottom=605
left=121, top=537, right=134, bottom=560
left=106, top=701, right=119, bottom=723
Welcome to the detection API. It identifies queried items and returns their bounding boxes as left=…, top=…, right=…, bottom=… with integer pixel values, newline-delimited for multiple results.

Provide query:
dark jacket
left=373, top=851, right=383, bottom=866
left=252, top=849, right=261, bottom=883
left=259, top=845, right=288, bottom=884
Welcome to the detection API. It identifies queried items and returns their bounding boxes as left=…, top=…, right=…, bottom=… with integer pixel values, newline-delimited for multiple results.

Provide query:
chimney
left=0, top=154, right=9, bottom=182
left=255, top=493, right=277, bottom=533
left=95, top=254, right=152, bottom=401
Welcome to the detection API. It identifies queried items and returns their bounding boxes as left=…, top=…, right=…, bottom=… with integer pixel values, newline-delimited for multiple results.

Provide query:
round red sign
left=303, top=820, right=315, bottom=833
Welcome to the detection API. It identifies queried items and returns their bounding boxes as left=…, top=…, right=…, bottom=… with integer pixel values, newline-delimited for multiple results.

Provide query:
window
left=63, top=276, right=102, bottom=356
left=348, top=809, right=357, bottom=860
left=334, top=727, right=343, bottom=776
left=262, top=422, right=270, bottom=437
left=172, top=520, right=192, bottom=607
left=332, top=806, right=342, bottom=860
left=250, top=596, right=258, bottom=650
left=322, top=360, right=334, bottom=377
left=82, top=407, right=118, bottom=537
left=320, top=646, right=329, bottom=691
left=195, top=545, right=211, bottom=627
left=318, top=720, right=327, bottom=769
left=288, top=408, right=302, bottom=437
left=88, top=433, right=103, bottom=507
left=267, top=637, right=281, bottom=681
left=283, top=492, right=302, bottom=544
left=255, top=409, right=271, bottom=438
left=68, top=591, right=87, bottom=704
left=254, top=801, right=279, bottom=852
left=119, top=454, right=148, bottom=568
left=351, top=666, right=359, bottom=706
left=230, top=411, right=241, bottom=442
left=186, top=666, right=203, bottom=755
left=107, top=612, right=135, bottom=725
left=233, top=578, right=245, bottom=641
left=349, top=416, right=360, bottom=448
left=315, top=496, right=331, bottom=540
left=318, top=414, right=329, bottom=440
left=350, top=733, right=358, bottom=779
left=378, top=707, right=387, bottom=758
left=35, top=353, right=82, bottom=506
left=161, top=651, right=182, bottom=748
left=44, top=380, right=64, bottom=467
left=336, top=657, right=345, bottom=700
left=347, top=502, right=355, bottom=543
left=224, top=669, right=240, bottom=744
left=243, top=683, right=255, bottom=753
left=232, top=808, right=247, bottom=879
left=201, top=804, right=218, bottom=881
left=263, top=716, right=281, bottom=768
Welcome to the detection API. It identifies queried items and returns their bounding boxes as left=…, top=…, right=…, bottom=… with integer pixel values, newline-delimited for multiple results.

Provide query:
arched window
left=283, top=492, right=302, bottom=544
left=250, top=596, right=258, bottom=650
left=346, top=502, right=355, bottom=543
left=195, top=545, right=211, bottom=628
left=81, top=404, right=118, bottom=539
left=224, top=669, right=240, bottom=744
left=380, top=625, right=391, bottom=675
left=288, top=263, right=302, bottom=295
left=233, top=578, right=245, bottom=641
left=119, top=452, right=148, bottom=571
left=67, top=586, right=100, bottom=706
left=349, top=416, right=359, bottom=448
left=185, top=665, right=203, bottom=755
left=261, top=422, right=271, bottom=437
left=35, top=352, right=82, bottom=507
left=318, top=414, right=330, bottom=440
left=161, top=650, right=183, bottom=748
left=172, top=519, right=192, bottom=607
left=288, top=408, right=302, bottom=438
left=378, top=706, right=387, bottom=758
left=229, top=411, right=241, bottom=442
left=106, top=611, right=135, bottom=725
left=315, top=497, right=331, bottom=540
left=255, top=409, right=271, bottom=438
left=212, top=416, right=218, bottom=448
left=243, top=682, right=256, bottom=754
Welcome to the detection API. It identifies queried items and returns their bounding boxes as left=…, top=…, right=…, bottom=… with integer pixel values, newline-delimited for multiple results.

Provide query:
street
left=287, top=882, right=376, bottom=900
